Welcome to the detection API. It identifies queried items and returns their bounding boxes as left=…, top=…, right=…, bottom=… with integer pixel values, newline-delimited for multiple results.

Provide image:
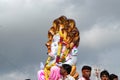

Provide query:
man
left=100, top=70, right=109, bottom=80
left=78, top=65, right=92, bottom=80
left=60, top=64, right=75, bottom=80
left=109, top=74, right=118, bottom=80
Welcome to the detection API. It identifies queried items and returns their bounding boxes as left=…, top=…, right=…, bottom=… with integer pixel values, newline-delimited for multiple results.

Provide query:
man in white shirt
left=60, top=64, right=75, bottom=80
left=78, top=65, right=92, bottom=80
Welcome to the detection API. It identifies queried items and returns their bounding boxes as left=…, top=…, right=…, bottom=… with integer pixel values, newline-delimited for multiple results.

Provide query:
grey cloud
left=68, top=0, right=120, bottom=31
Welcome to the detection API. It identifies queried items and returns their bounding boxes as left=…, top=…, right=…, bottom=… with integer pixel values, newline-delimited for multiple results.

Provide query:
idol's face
left=50, top=34, right=60, bottom=55
left=51, top=41, right=58, bottom=55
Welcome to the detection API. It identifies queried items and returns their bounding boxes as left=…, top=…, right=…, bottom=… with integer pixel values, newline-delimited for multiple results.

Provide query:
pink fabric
left=38, top=70, right=45, bottom=80
left=38, top=66, right=61, bottom=80
left=49, top=66, right=61, bottom=80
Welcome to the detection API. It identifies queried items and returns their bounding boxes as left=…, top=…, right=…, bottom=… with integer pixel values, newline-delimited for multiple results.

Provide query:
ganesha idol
left=38, top=16, right=80, bottom=80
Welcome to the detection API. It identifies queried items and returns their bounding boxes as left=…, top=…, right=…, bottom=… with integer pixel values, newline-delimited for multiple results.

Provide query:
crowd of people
left=47, top=64, right=118, bottom=80
left=38, top=63, right=118, bottom=80
left=79, top=65, right=118, bottom=80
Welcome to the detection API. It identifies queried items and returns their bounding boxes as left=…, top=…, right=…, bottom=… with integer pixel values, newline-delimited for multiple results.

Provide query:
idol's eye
left=54, top=43, right=58, bottom=47
left=51, top=42, right=58, bottom=47
left=54, top=44, right=56, bottom=46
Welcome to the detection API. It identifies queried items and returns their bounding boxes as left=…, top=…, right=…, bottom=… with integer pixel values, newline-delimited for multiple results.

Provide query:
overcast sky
left=0, top=0, right=120, bottom=80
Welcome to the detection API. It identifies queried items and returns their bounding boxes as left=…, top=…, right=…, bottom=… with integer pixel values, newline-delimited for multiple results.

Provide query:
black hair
left=109, top=74, right=118, bottom=80
left=62, top=64, right=72, bottom=74
left=81, top=65, right=92, bottom=71
left=100, top=70, right=109, bottom=77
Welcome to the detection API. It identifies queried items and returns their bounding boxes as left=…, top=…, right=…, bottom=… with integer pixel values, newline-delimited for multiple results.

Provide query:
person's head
left=81, top=65, right=92, bottom=79
left=109, top=74, right=118, bottom=80
left=100, top=70, right=109, bottom=80
left=60, top=64, right=72, bottom=75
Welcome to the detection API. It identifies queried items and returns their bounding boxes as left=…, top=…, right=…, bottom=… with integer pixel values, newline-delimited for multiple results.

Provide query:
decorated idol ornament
left=38, top=16, right=80, bottom=80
